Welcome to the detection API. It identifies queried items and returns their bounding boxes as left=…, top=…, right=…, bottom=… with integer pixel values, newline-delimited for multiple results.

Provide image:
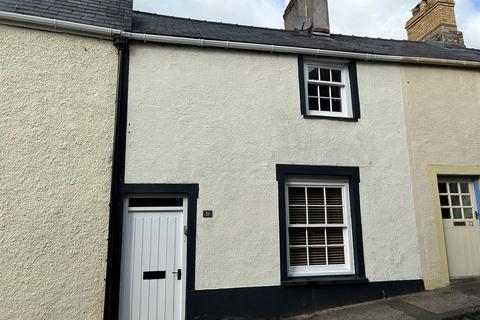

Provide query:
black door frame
left=104, top=183, right=199, bottom=320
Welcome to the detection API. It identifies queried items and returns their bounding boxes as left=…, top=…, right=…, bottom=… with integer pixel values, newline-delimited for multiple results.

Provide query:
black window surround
left=298, top=55, right=361, bottom=122
left=276, top=164, right=366, bottom=286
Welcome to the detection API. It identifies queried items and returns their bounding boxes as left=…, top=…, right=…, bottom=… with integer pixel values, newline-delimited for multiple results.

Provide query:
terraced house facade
left=0, top=0, right=479, bottom=319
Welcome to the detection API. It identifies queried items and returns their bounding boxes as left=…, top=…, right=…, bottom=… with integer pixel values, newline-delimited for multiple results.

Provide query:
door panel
left=444, top=227, right=480, bottom=277
left=439, top=179, right=480, bottom=278
left=119, top=199, right=185, bottom=320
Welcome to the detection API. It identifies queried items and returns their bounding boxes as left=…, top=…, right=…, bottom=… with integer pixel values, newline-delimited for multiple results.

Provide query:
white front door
left=119, top=197, right=187, bottom=320
left=438, top=179, right=480, bottom=279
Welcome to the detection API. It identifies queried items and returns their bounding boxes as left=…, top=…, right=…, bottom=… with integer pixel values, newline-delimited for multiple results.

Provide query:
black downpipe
left=104, top=36, right=129, bottom=320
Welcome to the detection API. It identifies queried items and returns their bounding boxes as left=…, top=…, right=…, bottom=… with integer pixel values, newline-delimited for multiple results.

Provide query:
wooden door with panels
left=438, top=179, right=480, bottom=279
left=119, top=197, right=187, bottom=320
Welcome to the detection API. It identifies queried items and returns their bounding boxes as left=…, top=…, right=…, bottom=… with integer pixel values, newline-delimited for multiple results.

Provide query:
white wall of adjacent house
left=125, top=44, right=423, bottom=290
left=0, top=25, right=117, bottom=319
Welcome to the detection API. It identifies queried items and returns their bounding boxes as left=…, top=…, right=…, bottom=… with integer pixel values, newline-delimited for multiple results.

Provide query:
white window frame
left=285, top=178, right=355, bottom=277
left=438, top=178, right=478, bottom=226
left=304, top=59, right=352, bottom=119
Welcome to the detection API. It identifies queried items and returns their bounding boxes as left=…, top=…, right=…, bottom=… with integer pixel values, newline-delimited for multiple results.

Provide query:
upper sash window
left=300, top=57, right=360, bottom=121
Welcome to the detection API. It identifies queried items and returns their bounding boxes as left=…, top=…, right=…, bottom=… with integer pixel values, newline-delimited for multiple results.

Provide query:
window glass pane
left=449, top=183, right=459, bottom=193
left=441, top=208, right=451, bottom=219
left=326, top=188, right=343, bottom=205
left=308, top=84, right=318, bottom=96
left=289, top=187, right=306, bottom=205
left=460, top=183, right=469, bottom=193
left=451, top=195, right=460, bottom=206
left=332, top=99, right=342, bottom=112
left=320, top=68, right=330, bottom=81
left=327, top=207, right=344, bottom=224
left=309, top=247, right=326, bottom=265
left=462, top=195, right=472, bottom=206
left=290, top=247, right=308, bottom=266
left=319, top=85, right=330, bottom=97
left=289, top=228, right=307, bottom=246
left=309, top=98, right=319, bottom=111
left=332, top=69, right=342, bottom=82
left=308, top=67, right=319, bottom=80
left=327, top=247, right=345, bottom=264
left=464, top=208, right=473, bottom=219
left=308, top=206, right=325, bottom=224
left=326, top=228, right=344, bottom=245
left=438, top=183, right=447, bottom=193
left=307, top=188, right=324, bottom=205
left=129, top=198, right=182, bottom=207
left=308, top=228, right=325, bottom=245
left=289, top=206, right=307, bottom=224
left=440, top=195, right=449, bottom=206
left=331, top=86, right=341, bottom=98
left=287, top=181, right=351, bottom=273
left=320, top=99, right=330, bottom=111
left=452, top=208, right=462, bottom=219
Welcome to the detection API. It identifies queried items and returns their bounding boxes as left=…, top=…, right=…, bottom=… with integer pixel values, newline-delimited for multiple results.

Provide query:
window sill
left=281, top=276, right=369, bottom=287
left=303, top=114, right=359, bottom=122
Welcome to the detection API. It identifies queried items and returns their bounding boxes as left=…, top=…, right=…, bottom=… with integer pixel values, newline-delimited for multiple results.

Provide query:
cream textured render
left=0, top=25, right=117, bottom=319
left=401, top=65, right=480, bottom=289
left=125, top=44, right=423, bottom=290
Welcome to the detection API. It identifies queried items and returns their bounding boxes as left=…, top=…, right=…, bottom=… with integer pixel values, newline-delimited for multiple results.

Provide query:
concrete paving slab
left=386, top=299, right=436, bottom=320
left=447, top=280, right=480, bottom=298
left=286, top=278, right=480, bottom=320
left=291, top=301, right=417, bottom=320
left=400, top=290, right=480, bottom=314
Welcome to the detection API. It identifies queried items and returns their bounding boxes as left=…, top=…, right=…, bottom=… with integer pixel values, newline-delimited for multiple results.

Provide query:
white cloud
left=134, top=0, right=480, bottom=48
left=134, top=0, right=286, bottom=27
left=456, top=0, right=480, bottom=47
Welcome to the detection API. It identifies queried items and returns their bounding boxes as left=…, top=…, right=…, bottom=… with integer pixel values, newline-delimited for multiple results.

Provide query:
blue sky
left=134, top=0, right=480, bottom=48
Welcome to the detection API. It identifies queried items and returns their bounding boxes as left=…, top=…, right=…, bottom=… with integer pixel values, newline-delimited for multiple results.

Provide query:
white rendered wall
left=0, top=25, right=117, bottom=319
left=125, top=44, right=422, bottom=290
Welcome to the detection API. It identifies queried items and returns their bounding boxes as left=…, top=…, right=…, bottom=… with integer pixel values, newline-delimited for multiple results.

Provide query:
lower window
left=286, top=180, right=355, bottom=277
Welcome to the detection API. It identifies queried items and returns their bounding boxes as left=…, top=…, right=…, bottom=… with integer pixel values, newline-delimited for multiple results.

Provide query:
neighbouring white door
left=119, top=197, right=187, bottom=320
left=438, top=179, right=480, bottom=279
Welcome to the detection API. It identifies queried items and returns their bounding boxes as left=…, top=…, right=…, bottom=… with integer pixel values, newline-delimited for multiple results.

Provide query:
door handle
left=475, top=211, right=478, bottom=220
left=172, top=269, right=182, bottom=280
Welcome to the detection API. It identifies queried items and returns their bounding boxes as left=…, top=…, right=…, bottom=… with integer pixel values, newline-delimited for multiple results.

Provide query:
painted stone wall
left=0, top=25, right=117, bottom=319
left=401, top=65, right=480, bottom=289
left=125, top=44, right=423, bottom=290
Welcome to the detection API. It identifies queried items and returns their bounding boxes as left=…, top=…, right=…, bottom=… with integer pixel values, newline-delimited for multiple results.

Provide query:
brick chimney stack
left=284, top=0, right=330, bottom=34
left=405, top=0, right=464, bottom=47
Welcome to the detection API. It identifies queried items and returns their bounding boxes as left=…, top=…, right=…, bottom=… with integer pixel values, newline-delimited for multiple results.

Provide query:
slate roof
left=0, top=0, right=133, bottom=30
left=0, top=2, right=478, bottom=63
left=132, top=11, right=480, bottom=63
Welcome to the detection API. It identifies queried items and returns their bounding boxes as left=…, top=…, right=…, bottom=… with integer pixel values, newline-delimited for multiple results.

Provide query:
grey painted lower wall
left=125, top=44, right=423, bottom=290
left=0, top=25, right=117, bottom=319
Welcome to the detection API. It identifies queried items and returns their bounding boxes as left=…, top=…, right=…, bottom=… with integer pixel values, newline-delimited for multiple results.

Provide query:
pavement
left=288, top=278, right=480, bottom=320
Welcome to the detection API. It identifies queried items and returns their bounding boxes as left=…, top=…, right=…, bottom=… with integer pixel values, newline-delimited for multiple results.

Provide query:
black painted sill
left=303, top=114, right=359, bottom=122
left=282, top=276, right=369, bottom=287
